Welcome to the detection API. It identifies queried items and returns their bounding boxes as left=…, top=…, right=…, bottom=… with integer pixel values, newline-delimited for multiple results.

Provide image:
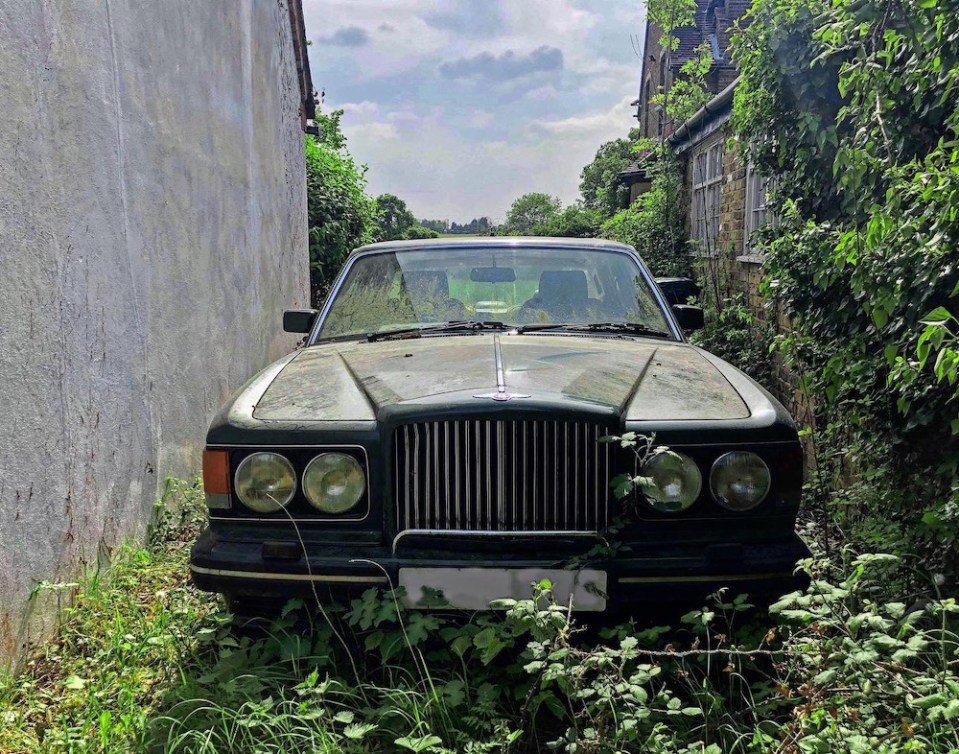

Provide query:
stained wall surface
left=0, top=0, right=310, bottom=663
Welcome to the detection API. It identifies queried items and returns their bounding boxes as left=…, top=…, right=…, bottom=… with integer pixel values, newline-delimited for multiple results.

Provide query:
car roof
left=351, top=236, right=638, bottom=255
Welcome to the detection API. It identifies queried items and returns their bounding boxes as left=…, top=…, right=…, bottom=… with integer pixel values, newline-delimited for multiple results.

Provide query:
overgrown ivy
left=730, top=0, right=959, bottom=578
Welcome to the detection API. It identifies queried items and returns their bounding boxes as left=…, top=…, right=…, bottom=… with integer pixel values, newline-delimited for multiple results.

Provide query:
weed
left=3, top=481, right=958, bottom=754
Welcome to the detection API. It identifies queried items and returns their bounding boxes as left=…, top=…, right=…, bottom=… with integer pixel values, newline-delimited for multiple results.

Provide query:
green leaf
left=911, top=693, right=947, bottom=710
left=921, top=307, right=953, bottom=324
left=63, top=675, right=86, bottom=690
left=344, top=723, right=377, bottom=740
left=395, top=734, right=443, bottom=752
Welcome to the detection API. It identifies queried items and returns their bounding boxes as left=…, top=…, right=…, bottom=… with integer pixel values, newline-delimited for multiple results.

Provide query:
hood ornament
left=473, top=390, right=530, bottom=402
left=473, top=334, right=530, bottom=401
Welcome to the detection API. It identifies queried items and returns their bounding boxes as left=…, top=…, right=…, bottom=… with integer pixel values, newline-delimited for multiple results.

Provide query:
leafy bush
left=690, top=296, right=775, bottom=387
left=601, top=166, right=690, bottom=277
left=530, top=205, right=605, bottom=238
left=730, top=0, right=959, bottom=577
left=305, top=111, right=378, bottom=303
left=401, top=225, right=440, bottom=240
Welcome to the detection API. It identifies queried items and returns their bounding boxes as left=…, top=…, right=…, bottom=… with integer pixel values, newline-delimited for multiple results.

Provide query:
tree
left=504, top=193, right=562, bottom=235
left=531, top=205, right=604, bottom=238
left=305, top=110, right=379, bottom=303
left=579, top=131, right=641, bottom=218
left=375, top=193, right=416, bottom=241
left=401, top=225, right=440, bottom=240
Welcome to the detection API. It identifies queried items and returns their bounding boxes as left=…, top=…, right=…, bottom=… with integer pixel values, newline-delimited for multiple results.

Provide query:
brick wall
left=685, top=125, right=816, bottom=432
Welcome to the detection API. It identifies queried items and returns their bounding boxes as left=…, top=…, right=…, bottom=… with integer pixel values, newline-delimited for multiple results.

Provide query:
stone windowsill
left=735, top=253, right=765, bottom=265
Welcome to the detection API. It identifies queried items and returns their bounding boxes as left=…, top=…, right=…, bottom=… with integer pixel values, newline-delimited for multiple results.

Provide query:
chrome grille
left=393, top=420, right=614, bottom=532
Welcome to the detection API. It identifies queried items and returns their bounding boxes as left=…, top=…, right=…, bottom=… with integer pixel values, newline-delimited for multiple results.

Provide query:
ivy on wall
left=730, top=0, right=959, bottom=573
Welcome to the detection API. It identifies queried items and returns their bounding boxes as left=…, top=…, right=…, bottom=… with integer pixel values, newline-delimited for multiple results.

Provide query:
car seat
left=402, top=271, right=467, bottom=321
left=521, top=270, right=601, bottom=322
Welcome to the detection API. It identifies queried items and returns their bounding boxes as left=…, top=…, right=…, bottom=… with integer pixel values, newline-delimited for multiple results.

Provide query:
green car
left=191, top=237, right=808, bottom=615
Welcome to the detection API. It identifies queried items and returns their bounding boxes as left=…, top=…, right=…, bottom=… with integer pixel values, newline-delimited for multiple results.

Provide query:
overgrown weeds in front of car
left=3, top=480, right=959, bottom=753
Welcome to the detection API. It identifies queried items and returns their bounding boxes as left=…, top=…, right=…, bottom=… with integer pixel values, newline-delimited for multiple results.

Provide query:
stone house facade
left=669, top=86, right=813, bottom=428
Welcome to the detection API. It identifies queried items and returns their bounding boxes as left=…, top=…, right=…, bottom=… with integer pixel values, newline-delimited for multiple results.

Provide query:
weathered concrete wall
left=0, top=0, right=309, bottom=663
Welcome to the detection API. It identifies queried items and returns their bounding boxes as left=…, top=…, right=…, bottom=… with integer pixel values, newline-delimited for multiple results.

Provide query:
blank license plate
left=399, top=567, right=607, bottom=611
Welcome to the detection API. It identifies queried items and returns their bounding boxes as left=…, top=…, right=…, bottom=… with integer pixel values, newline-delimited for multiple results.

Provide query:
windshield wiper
left=367, top=320, right=509, bottom=342
left=514, top=322, right=672, bottom=339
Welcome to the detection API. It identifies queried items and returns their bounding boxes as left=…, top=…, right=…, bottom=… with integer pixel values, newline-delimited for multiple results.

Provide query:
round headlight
left=302, top=453, right=366, bottom=514
left=641, top=451, right=702, bottom=512
left=710, top=451, right=771, bottom=511
left=234, top=452, right=296, bottom=512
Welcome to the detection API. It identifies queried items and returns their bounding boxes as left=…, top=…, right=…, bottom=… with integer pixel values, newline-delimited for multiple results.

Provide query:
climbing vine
left=730, top=0, right=959, bottom=576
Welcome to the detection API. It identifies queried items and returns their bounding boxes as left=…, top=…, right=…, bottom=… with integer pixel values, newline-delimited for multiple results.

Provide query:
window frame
left=690, top=139, right=724, bottom=255
left=742, top=162, right=778, bottom=256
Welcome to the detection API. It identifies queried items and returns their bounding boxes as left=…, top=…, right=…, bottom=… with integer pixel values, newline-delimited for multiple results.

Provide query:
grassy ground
left=2, top=484, right=957, bottom=754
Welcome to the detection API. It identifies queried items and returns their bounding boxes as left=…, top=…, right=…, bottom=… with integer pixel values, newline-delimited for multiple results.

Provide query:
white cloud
left=531, top=95, right=636, bottom=138
left=304, top=1, right=644, bottom=220
left=339, top=101, right=380, bottom=120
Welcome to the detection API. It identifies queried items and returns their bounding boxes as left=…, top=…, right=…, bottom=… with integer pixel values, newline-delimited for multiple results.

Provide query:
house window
left=743, top=163, right=778, bottom=253
left=691, top=140, right=723, bottom=253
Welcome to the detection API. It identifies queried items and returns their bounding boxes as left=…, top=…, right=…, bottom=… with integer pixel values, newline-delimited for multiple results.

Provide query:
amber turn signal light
left=202, top=449, right=231, bottom=510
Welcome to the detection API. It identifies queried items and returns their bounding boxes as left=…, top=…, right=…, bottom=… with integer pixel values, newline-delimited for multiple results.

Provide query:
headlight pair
left=233, top=451, right=365, bottom=515
left=641, top=450, right=770, bottom=512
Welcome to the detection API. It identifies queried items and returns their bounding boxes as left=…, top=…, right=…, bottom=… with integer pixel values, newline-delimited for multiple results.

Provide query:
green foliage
left=647, top=0, right=697, bottom=52
left=579, top=131, right=642, bottom=218
left=730, top=0, right=959, bottom=575
left=4, top=483, right=959, bottom=754
left=691, top=296, right=776, bottom=387
left=374, top=193, right=416, bottom=242
left=305, top=111, right=378, bottom=303
left=0, top=481, right=216, bottom=753
left=665, top=43, right=713, bottom=125
left=418, top=217, right=493, bottom=235
left=401, top=224, right=440, bottom=240
left=531, top=204, right=605, bottom=238
left=600, top=163, right=690, bottom=277
left=504, top=192, right=562, bottom=235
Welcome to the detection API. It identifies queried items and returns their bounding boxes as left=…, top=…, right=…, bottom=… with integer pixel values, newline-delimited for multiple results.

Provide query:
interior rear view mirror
left=470, top=266, right=516, bottom=283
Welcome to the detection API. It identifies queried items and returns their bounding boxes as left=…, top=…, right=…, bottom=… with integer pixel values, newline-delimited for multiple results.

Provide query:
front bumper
left=190, top=527, right=810, bottom=607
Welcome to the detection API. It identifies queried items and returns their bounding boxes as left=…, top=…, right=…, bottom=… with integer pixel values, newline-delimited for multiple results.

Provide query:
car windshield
left=316, top=246, right=673, bottom=341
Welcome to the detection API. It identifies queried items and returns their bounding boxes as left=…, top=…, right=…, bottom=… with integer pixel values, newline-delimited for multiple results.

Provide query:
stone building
left=0, top=0, right=314, bottom=665
left=618, top=0, right=750, bottom=201
left=625, top=0, right=811, bottom=424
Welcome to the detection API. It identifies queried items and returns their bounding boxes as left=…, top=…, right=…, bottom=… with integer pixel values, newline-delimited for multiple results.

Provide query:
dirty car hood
left=251, top=335, right=749, bottom=423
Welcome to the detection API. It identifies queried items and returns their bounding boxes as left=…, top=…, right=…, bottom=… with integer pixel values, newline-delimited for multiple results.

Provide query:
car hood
left=250, top=334, right=749, bottom=423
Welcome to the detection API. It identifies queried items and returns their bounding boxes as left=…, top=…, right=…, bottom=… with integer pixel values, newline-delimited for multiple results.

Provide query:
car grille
left=392, top=420, right=615, bottom=532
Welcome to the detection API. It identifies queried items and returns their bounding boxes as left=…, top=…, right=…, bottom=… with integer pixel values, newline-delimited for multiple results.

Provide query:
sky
left=302, top=0, right=647, bottom=224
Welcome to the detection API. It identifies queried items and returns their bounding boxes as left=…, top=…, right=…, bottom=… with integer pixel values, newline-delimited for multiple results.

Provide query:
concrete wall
left=0, top=0, right=310, bottom=663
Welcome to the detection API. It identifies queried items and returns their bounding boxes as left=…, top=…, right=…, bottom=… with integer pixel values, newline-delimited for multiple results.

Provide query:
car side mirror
left=672, top=304, right=704, bottom=332
left=283, top=309, right=318, bottom=334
